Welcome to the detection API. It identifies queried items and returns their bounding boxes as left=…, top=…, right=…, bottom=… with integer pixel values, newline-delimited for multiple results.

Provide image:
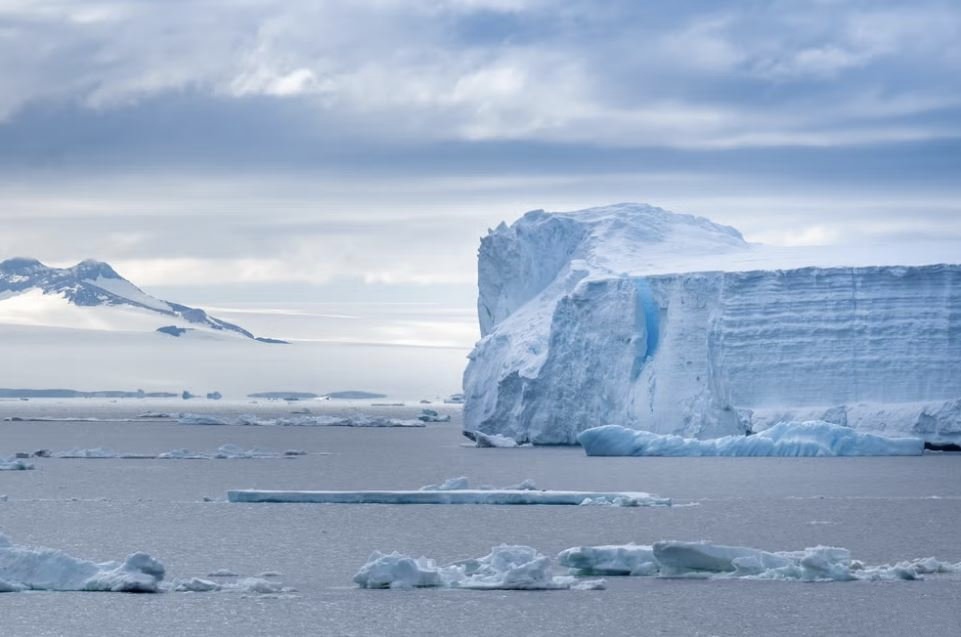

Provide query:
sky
left=2, top=0, right=960, bottom=323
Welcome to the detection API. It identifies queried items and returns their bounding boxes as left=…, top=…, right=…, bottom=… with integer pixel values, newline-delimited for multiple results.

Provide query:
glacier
left=463, top=203, right=961, bottom=444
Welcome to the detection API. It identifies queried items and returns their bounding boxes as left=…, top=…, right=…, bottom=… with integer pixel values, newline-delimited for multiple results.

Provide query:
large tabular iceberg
left=463, top=203, right=961, bottom=444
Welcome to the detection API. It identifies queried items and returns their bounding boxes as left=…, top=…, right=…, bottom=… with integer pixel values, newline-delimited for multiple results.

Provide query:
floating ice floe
left=416, top=409, right=451, bottom=423
left=354, top=544, right=604, bottom=591
left=228, top=487, right=669, bottom=506
left=558, top=541, right=961, bottom=581
left=0, top=457, right=34, bottom=471
left=418, top=477, right=539, bottom=491
left=578, top=421, right=924, bottom=457
left=0, top=532, right=290, bottom=594
left=0, top=532, right=164, bottom=593
left=172, top=576, right=293, bottom=594
left=52, top=444, right=301, bottom=460
left=177, top=413, right=424, bottom=428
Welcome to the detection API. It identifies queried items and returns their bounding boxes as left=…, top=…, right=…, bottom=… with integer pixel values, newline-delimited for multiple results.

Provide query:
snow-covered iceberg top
left=464, top=203, right=961, bottom=444
left=228, top=488, right=670, bottom=507
left=559, top=541, right=961, bottom=582
left=577, top=421, right=924, bottom=457
left=0, top=532, right=164, bottom=593
left=353, top=544, right=604, bottom=591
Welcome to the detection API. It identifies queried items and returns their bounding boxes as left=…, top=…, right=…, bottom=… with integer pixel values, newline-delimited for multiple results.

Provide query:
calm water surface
left=1, top=400, right=959, bottom=636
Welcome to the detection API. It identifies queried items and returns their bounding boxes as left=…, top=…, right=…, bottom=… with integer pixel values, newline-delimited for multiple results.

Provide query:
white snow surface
left=0, top=532, right=164, bottom=593
left=353, top=544, right=604, bottom=591
left=559, top=541, right=961, bottom=582
left=228, top=488, right=670, bottom=507
left=464, top=203, right=961, bottom=444
left=577, top=421, right=924, bottom=457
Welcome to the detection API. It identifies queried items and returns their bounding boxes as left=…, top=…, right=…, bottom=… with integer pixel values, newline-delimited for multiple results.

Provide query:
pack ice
left=0, top=532, right=164, bottom=593
left=463, top=203, right=961, bottom=444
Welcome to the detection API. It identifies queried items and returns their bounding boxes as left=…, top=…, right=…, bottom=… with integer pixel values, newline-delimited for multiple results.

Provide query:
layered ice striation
left=464, top=203, right=961, bottom=444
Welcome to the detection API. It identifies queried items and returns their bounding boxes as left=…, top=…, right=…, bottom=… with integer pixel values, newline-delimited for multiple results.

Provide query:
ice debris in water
left=51, top=444, right=300, bottom=460
left=419, top=477, right=538, bottom=491
left=177, top=413, right=423, bottom=427
left=0, top=532, right=164, bottom=593
left=0, top=457, right=34, bottom=471
left=230, top=487, right=669, bottom=506
left=353, top=545, right=605, bottom=591
left=417, top=409, right=451, bottom=423
left=578, top=421, right=924, bottom=457
left=471, top=432, right=521, bottom=448
left=0, top=532, right=288, bottom=595
left=558, top=541, right=961, bottom=581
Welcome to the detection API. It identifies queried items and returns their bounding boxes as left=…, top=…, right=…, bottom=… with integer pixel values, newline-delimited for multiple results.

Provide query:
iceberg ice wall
left=463, top=203, right=961, bottom=444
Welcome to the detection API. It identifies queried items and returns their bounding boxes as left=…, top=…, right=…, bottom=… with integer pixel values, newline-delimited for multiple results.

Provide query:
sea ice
left=417, top=409, right=451, bottom=423
left=0, top=532, right=164, bottom=592
left=177, top=413, right=424, bottom=428
left=558, top=544, right=658, bottom=576
left=577, top=421, right=924, bottom=457
left=228, top=488, right=670, bottom=506
left=353, top=545, right=604, bottom=591
left=557, top=541, right=961, bottom=582
left=52, top=444, right=298, bottom=460
left=0, top=457, right=34, bottom=471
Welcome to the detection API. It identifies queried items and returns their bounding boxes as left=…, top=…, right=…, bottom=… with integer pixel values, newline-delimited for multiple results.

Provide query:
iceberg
left=464, top=203, right=961, bottom=444
left=228, top=488, right=670, bottom=507
left=578, top=421, right=924, bottom=457
left=353, top=545, right=604, bottom=590
left=558, top=544, right=658, bottom=576
left=0, top=457, right=34, bottom=471
left=558, top=541, right=961, bottom=582
left=0, top=532, right=164, bottom=593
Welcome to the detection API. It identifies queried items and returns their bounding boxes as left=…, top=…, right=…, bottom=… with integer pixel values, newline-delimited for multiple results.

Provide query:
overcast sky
left=2, top=0, right=960, bottom=307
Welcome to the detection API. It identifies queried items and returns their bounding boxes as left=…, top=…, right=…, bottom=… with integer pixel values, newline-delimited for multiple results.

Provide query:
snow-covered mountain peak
left=0, top=257, right=281, bottom=343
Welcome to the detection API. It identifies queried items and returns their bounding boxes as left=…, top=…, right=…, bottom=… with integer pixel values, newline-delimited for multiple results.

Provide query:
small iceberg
left=0, top=532, right=164, bottom=593
left=354, top=545, right=604, bottom=591
left=52, top=444, right=300, bottom=460
left=557, top=541, right=961, bottom=582
left=0, top=457, right=34, bottom=471
left=228, top=488, right=670, bottom=506
left=578, top=421, right=925, bottom=457
left=416, top=409, right=451, bottom=423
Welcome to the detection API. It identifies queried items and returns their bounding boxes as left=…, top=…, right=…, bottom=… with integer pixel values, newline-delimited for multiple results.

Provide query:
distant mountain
left=0, top=257, right=284, bottom=343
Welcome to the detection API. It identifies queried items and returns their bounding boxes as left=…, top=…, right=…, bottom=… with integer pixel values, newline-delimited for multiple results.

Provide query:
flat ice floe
left=0, top=532, right=164, bottom=593
left=578, top=421, right=924, bottom=457
left=51, top=444, right=304, bottom=460
left=559, top=541, right=961, bottom=581
left=179, top=413, right=424, bottom=428
left=354, top=545, right=604, bottom=590
left=228, top=488, right=670, bottom=506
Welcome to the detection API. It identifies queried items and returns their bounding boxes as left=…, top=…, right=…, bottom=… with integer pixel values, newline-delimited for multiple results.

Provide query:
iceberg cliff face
left=463, top=203, right=961, bottom=444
